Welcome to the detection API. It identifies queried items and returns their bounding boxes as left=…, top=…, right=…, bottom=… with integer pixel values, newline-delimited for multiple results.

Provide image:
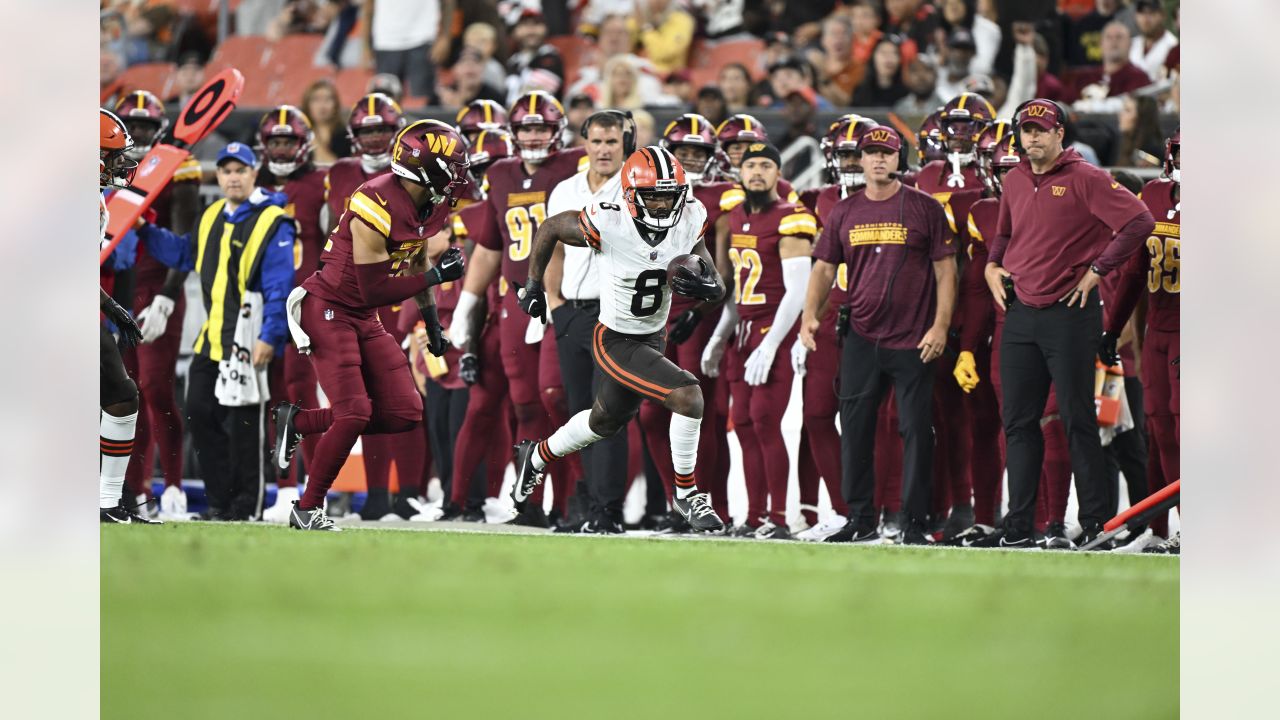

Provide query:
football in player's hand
left=667, top=254, right=709, bottom=283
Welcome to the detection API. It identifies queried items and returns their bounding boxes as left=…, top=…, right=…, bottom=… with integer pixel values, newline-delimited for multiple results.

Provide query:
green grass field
left=103, top=524, right=1178, bottom=719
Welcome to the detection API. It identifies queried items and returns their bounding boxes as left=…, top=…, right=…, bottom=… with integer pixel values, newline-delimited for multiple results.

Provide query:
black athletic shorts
left=590, top=322, right=697, bottom=405
left=101, top=323, right=137, bottom=407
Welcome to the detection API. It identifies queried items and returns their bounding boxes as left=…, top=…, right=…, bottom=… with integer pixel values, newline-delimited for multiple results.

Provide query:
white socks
left=670, top=413, right=701, bottom=499
left=533, top=410, right=602, bottom=471
left=100, top=410, right=138, bottom=508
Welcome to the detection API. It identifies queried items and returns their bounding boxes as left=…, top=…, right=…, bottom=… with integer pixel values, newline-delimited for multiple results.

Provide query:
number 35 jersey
left=579, top=197, right=708, bottom=335
left=474, top=148, right=588, bottom=285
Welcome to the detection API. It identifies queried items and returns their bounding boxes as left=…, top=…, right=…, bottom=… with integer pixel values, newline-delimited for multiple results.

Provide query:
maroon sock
left=735, top=421, right=767, bottom=524
left=362, top=434, right=394, bottom=491
left=797, top=429, right=819, bottom=526
left=298, top=417, right=364, bottom=509
left=710, top=413, right=730, bottom=519
left=805, top=415, right=847, bottom=516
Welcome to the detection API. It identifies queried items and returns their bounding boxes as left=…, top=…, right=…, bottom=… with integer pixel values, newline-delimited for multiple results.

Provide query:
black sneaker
left=942, top=504, right=975, bottom=541
left=1075, top=524, right=1116, bottom=551
left=652, top=511, right=691, bottom=535
left=510, top=501, right=549, bottom=528
left=392, top=494, right=428, bottom=520
left=1039, top=521, right=1074, bottom=550
left=359, top=489, right=393, bottom=521
left=823, top=519, right=880, bottom=543
left=971, top=528, right=1036, bottom=549
left=590, top=514, right=625, bottom=535
left=271, top=403, right=302, bottom=473
left=510, top=440, right=544, bottom=503
left=289, top=501, right=341, bottom=531
left=901, top=524, right=932, bottom=545
left=100, top=504, right=163, bottom=525
left=756, top=523, right=792, bottom=540
left=1143, top=532, right=1180, bottom=555
left=462, top=506, right=486, bottom=523
left=941, top=524, right=996, bottom=547
left=437, top=503, right=465, bottom=522
left=553, top=511, right=588, bottom=533
left=672, top=492, right=726, bottom=532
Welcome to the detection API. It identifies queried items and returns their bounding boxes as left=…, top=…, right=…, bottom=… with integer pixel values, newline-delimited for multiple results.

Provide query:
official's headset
left=580, top=109, right=638, bottom=156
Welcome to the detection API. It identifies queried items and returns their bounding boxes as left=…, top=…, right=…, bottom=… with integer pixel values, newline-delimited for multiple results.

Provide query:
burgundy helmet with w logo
left=391, top=119, right=471, bottom=206
left=257, top=105, right=314, bottom=177
left=508, top=91, right=566, bottom=163
left=660, top=113, right=718, bottom=182
left=347, top=93, right=405, bottom=169
left=114, top=90, right=168, bottom=161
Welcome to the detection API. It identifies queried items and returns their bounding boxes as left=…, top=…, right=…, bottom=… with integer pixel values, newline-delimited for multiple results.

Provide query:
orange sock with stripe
left=100, top=410, right=138, bottom=508
left=532, top=410, right=602, bottom=471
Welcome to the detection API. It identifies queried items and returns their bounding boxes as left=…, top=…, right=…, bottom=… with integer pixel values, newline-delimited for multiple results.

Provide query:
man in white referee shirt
left=544, top=110, right=631, bottom=533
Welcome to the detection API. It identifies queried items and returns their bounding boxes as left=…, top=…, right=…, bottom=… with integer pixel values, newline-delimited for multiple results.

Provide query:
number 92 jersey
left=579, top=197, right=708, bottom=335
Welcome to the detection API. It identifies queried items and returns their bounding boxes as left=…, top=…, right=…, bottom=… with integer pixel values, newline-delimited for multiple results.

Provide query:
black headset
left=1010, top=99, right=1072, bottom=152
left=580, top=109, right=637, bottom=156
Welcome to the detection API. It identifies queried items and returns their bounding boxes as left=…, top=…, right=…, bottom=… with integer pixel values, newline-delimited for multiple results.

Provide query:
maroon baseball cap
left=1016, top=99, right=1064, bottom=131
left=859, top=126, right=902, bottom=154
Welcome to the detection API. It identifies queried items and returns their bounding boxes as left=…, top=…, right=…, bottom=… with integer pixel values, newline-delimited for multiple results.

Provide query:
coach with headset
left=542, top=109, right=634, bottom=532
left=800, top=127, right=956, bottom=545
left=982, top=99, right=1154, bottom=549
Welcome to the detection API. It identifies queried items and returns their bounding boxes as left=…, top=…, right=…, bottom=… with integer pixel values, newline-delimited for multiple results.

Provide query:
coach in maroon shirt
left=983, top=99, right=1155, bottom=549
left=801, top=127, right=957, bottom=545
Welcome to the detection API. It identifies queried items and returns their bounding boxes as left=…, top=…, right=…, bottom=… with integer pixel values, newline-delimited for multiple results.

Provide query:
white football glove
left=790, top=337, right=808, bottom=378
left=744, top=344, right=778, bottom=386
left=449, top=291, right=478, bottom=350
left=137, top=295, right=175, bottom=344
left=700, top=337, right=726, bottom=378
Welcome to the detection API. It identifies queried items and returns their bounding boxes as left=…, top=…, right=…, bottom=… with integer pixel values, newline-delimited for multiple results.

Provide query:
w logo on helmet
left=425, top=134, right=458, bottom=156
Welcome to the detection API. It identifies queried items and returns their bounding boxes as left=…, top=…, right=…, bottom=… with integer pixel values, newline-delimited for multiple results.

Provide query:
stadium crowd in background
left=99, top=0, right=1180, bottom=553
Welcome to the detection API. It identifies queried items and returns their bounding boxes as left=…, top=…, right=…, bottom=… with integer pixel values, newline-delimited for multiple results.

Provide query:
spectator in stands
left=1115, top=95, right=1165, bottom=167
left=266, top=0, right=341, bottom=43
left=755, top=32, right=794, bottom=85
left=567, top=14, right=664, bottom=105
left=695, top=85, right=729, bottom=127
left=237, top=0, right=290, bottom=37
left=599, top=55, right=645, bottom=111
left=1064, top=0, right=1119, bottom=68
left=100, top=49, right=127, bottom=107
left=1161, top=6, right=1180, bottom=80
left=366, top=72, right=404, bottom=102
left=1130, top=0, right=1178, bottom=82
left=935, top=29, right=978, bottom=101
left=852, top=36, right=910, bottom=107
left=768, top=0, right=838, bottom=46
left=463, top=22, right=508, bottom=92
left=758, top=56, right=831, bottom=109
left=999, top=25, right=1064, bottom=116
left=936, top=0, right=1000, bottom=77
left=690, top=0, right=747, bottom=39
left=565, top=93, right=597, bottom=147
left=167, top=53, right=205, bottom=108
left=631, top=108, right=656, bottom=147
left=300, top=78, right=350, bottom=164
left=893, top=55, right=943, bottom=117
left=1071, top=21, right=1152, bottom=111
left=808, top=14, right=862, bottom=107
left=850, top=1, right=884, bottom=70
left=504, top=6, right=565, bottom=104
left=438, top=46, right=507, bottom=108
left=883, top=0, right=936, bottom=55
left=663, top=70, right=695, bottom=108
left=717, top=63, right=754, bottom=113
left=362, top=0, right=451, bottom=102
left=635, top=0, right=696, bottom=75
left=778, top=88, right=820, bottom=181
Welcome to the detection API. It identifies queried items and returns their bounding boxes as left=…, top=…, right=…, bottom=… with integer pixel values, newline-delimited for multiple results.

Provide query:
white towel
left=215, top=292, right=271, bottom=407
left=286, top=286, right=311, bottom=354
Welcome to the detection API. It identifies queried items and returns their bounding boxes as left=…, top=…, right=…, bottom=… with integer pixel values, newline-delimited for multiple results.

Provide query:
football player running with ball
left=513, top=146, right=728, bottom=531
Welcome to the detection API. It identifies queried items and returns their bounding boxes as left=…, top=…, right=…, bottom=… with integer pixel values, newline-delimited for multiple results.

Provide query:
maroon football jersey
left=451, top=198, right=504, bottom=322
left=915, top=160, right=983, bottom=195
left=303, top=173, right=451, bottom=311
left=712, top=178, right=797, bottom=215
left=474, top=147, right=588, bottom=284
left=815, top=184, right=853, bottom=308
left=266, top=167, right=327, bottom=285
left=959, top=197, right=1000, bottom=352
left=726, top=198, right=817, bottom=322
left=326, top=157, right=390, bottom=230
left=1134, top=178, right=1180, bottom=333
left=668, top=184, right=722, bottom=316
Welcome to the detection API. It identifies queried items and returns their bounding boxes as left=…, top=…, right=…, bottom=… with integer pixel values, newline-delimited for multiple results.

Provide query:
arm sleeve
left=1087, top=171, right=1155, bottom=275
left=760, top=256, right=812, bottom=352
left=988, top=193, right=1013, bottom=267
left=1104, top=249, right=1147, bottom=335
left=138, top=223, right=195, bottom=272
left=257, top=221, right=296, bottom=348
left=354, top=260, right=430, bottom=307
left=958, top=212, right=994, bottom=351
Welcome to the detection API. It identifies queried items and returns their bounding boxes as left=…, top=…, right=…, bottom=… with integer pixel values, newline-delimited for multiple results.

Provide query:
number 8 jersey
left=579, top=197, right=708, bottom=335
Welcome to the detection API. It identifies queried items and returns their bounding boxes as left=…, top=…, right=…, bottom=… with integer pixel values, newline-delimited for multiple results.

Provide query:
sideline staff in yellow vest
left=190, top=143, right=295, bottom=520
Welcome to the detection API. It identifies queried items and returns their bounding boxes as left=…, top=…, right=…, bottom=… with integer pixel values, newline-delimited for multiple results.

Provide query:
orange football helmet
left=621, top=146, right=688, bottom=231
left=100, top=109, right=137, bottom=189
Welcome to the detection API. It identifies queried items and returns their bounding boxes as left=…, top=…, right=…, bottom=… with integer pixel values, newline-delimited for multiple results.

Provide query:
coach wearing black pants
left=801, top=128, right=957, bottom=544
left=984, top=99, right=1154, bottom=548
left=544, top=111, right=629, bottom=531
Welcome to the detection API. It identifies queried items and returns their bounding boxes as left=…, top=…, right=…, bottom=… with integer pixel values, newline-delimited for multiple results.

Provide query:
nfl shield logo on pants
left=324, top=309, right=334, bottom=320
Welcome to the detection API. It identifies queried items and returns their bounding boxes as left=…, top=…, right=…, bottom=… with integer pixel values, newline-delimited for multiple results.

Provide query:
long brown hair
left=300, top=78, right=344, bottom=138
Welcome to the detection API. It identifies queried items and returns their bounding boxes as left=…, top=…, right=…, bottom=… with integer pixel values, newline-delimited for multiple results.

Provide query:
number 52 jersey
left=578, top=197, right=708, bottom=335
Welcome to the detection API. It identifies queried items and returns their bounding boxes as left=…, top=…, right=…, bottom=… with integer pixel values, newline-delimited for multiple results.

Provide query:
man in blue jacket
left=141, top=143, right=295, bottom=520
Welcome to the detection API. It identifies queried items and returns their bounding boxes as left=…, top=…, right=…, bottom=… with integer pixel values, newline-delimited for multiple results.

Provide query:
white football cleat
left=483, top=497, right=517, bottom=524
left=158, top=485, right=189, bottom=520
left=797, top=516, right=851, bottom=542
left=262, top=486, right=299, bottom=523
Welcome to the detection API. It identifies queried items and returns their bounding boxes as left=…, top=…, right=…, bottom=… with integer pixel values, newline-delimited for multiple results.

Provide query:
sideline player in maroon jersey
left=449, top=91, right=588, bottom=527
left=1104, top=130, right=1180, bottom=553
left=634, top=112, right=731, bottom=530
left=790, top=116, right=879, bottom=540
left=248, top=105, right=331, bottom=520
left=441, top=127, right=519, bottom=523
left=453, top=98, right=508, bottom=146
left=272, top=120, right=469, bottom=531
left=114, top=91, right=200, bottom=519
left=702, top=143, right=816, bottom=539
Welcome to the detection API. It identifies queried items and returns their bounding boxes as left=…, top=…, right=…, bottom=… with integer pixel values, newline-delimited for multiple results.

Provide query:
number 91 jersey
left=580, top=197, right=708, bottom=335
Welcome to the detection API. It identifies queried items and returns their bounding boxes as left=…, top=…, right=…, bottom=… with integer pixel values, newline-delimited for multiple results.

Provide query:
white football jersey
left=581, top=196, right=707, bottom=335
